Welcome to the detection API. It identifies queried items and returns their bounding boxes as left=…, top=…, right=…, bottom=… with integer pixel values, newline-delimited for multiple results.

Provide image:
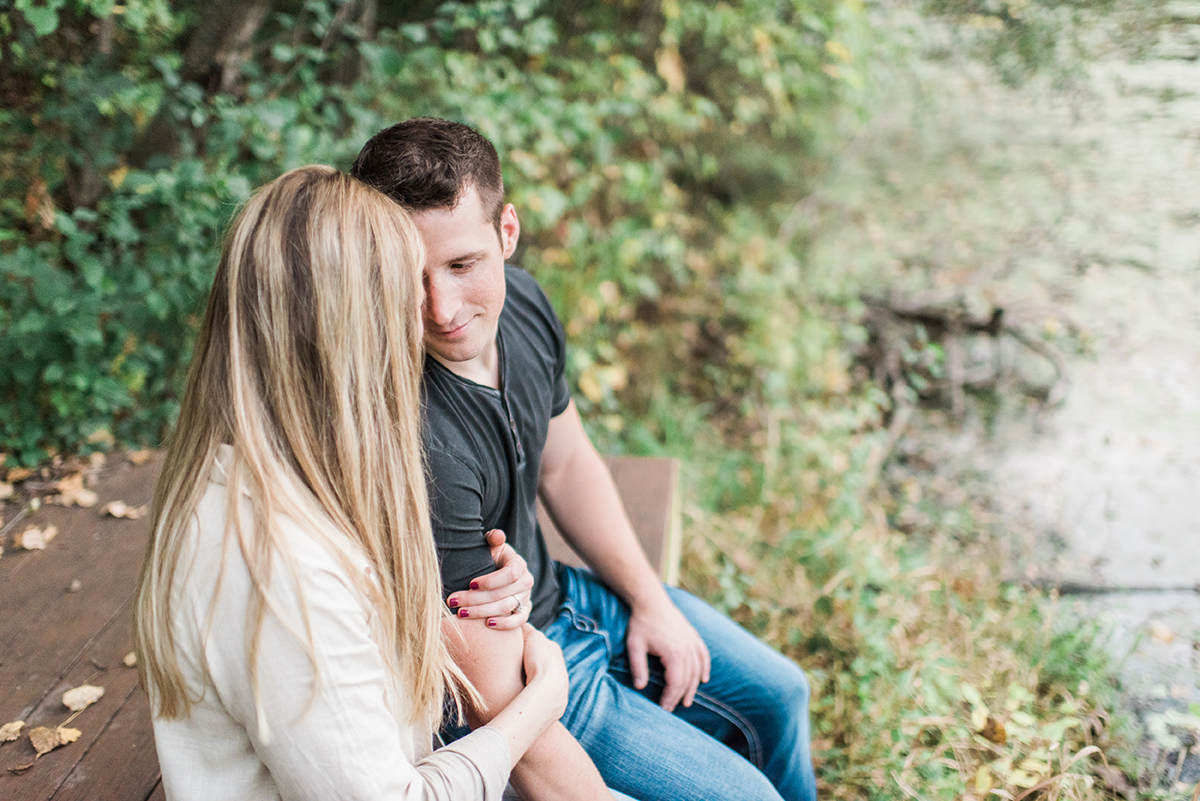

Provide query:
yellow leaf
left=0, top=720, right=25, bottom=742
left=655, top=47, right=686, bottom=92
left=122, top=651, right=137, bottom=668
left=101, top=500, right=147, bottom=519
left=825, top=40, right=852, bottom=63
left=86, top=428, right=115, bottom=447
left=1009, top=769, right=1038, bottom=788
left=6, top=467, right=33, bottom=482
left=29, top=727, right=60, bottom=756
left=127, top=449, right=153, bottom=466
left=975, top=765, right=992, bottom=792
left=0, top=481, right=13, bottom=500
left=29, top=725, right=81, bottom=757
left=62, top=684, right=104, bottom=711
left=14, top=525, right=58, bottom=550
left=578, top=369, right=603, bottom=404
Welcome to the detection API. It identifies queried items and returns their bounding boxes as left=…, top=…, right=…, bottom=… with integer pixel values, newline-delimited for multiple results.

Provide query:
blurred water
left=980, top=13, right=1200, bottom=787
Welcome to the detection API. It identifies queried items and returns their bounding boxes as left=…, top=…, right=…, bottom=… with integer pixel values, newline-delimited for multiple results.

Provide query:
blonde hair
left=134, top=165, right=470, bottom=729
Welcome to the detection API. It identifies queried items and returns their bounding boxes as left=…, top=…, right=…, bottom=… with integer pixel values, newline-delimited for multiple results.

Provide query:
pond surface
left=817, top=6, right=1200, bottom=786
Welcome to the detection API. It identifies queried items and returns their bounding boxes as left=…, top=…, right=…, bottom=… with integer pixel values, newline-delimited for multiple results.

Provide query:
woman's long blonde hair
left=134, top=165, right=469, bottom=730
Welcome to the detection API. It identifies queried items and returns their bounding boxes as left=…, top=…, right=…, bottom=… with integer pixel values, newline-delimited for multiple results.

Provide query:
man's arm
left=538, top=400, right=711, bottom=711
left=444, top=619, right=611, bottom=800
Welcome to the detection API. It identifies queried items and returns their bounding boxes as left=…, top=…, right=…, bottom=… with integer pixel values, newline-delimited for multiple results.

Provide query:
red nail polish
left=458, top=609, right=469, bottom=618
left=487, top=619, right=497, bottom=627
left=447, top=598, right=459, bottom=608
left=470, top=581, right=479, bottom=590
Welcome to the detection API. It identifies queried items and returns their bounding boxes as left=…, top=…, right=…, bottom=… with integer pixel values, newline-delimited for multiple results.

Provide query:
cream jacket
left=152, top=446, right=511, bottom=801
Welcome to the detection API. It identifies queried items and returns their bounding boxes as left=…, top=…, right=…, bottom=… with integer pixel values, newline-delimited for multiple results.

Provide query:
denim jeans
left=545, top=564, right=817, bottom=801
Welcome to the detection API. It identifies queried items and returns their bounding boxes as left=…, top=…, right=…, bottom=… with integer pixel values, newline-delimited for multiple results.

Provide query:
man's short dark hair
left=351, top=118, right=504, bottom=231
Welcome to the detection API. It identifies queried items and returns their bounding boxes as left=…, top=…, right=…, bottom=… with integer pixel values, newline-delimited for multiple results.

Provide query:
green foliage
left=0, top=0, right=868, bottom=463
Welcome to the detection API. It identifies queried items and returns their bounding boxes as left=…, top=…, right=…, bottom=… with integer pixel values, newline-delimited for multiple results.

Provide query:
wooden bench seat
left=0, top=453, right=680, bottom=800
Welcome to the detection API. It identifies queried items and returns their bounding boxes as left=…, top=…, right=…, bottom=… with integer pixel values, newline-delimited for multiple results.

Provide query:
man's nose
left=424, top=273, right=461, bottom=328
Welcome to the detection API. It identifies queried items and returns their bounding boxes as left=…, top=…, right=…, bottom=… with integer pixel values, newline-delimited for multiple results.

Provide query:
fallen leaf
left=62, top=685, right=104, bottom=711
left=49, top=474, right=98, bottom=507
left=101, top=500, right=147, bottom=519
left=0, top=720, right=25, bottom=742
left=0, top=481, right=12, bottom=500
left=14, top=525, right=58, bottom=550
left=6, top=467, right=33, bottom=483
left=29, top=727, right=59, bottom=757
left=29, top=726, right=81, bottom=757
left=8, top=760, right=35, bottom=774
left=122, top=652, right=137, bottom=668
left=127, top=450, right=153, bottom=466
left=1149, top=621, right=1176, bottom=644
left=980, top=716, right=1007, bottom=745
left=68, top=579, right=82, bottom=593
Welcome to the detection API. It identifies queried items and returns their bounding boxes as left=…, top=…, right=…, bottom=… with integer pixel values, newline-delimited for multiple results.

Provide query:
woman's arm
left=192, top=518, right=513, bottom=801
left=444, top=618, right=613, bottom=801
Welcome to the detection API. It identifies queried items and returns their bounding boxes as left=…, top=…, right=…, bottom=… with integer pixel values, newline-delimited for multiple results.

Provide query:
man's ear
left=499, top=203, right=520, bottom=259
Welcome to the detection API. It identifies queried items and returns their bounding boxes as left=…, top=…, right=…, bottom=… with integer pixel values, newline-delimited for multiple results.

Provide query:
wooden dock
left=0, top=452, right=679, bottom=800
left=0, top=454, right=163, bottom=801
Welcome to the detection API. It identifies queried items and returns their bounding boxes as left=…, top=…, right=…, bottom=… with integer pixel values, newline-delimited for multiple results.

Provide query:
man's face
left=411, top=184, right=519, bottom=373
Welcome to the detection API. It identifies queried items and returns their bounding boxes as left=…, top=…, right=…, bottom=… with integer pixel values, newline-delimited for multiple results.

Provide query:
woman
left=133, top=166, right=567, bottom=800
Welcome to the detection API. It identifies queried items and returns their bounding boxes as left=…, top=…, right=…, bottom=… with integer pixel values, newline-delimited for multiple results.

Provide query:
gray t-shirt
left=422, top=266, right=571, bottom=629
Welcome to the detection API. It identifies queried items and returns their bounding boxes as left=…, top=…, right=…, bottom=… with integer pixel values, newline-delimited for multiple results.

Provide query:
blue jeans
left=546, top=564, right=816, bottom=801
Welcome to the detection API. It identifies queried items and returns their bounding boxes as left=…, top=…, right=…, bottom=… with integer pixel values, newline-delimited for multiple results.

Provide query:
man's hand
left=626, top=598, right=711, bottom=712
left=446, top=529, right=534, bottom=629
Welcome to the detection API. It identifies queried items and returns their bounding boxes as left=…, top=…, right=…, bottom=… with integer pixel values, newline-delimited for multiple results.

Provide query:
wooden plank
left=0, top=595, right=148, bottom=795
left=0, top=456, right=161, bottom=657
left=49, top=686, right=159, bottom=801
left=0, top=461, right=158, bottom=725
left=537, top=456, right=681, bottom=586
left=0, top=456, right=161, bottom=799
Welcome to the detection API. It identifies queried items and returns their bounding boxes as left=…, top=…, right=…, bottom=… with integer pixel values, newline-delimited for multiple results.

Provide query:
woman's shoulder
left=176, top=447, right=374, bottom=629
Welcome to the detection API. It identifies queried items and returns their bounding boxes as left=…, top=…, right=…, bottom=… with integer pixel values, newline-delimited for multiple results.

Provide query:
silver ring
left=510, top=595, right=524, bottom=615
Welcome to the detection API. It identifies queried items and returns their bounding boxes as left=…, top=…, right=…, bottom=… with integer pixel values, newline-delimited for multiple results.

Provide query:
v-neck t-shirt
left=422, top=265, right=571, bottom=630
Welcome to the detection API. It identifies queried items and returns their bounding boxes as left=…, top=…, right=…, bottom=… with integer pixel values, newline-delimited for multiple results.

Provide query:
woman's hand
left=446, top=530, right=534, bottom=629
left=519, top=624, right=569, bottom=721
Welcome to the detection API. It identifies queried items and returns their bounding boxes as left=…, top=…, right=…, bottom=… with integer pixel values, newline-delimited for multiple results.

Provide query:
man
left=352, top=118, right=816, bottom=801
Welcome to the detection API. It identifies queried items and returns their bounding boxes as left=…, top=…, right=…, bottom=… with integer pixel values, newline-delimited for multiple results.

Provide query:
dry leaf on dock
left=29, top=726, right=80, bottom=757
left=13, top=525, right=58, bottom=551
left=5, top=467, right=33, bottom=483
left=0, top=720, right=25, bottom=742
left=62, top=685, right=104, bottom=712
left=48, top=474, right=98, bottom=508
left=101, top=501, right=147, bottom=519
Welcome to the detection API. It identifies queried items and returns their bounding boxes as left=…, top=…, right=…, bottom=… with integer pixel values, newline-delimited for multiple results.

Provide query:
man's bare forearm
left=537, top=403, right=668, bottom=609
